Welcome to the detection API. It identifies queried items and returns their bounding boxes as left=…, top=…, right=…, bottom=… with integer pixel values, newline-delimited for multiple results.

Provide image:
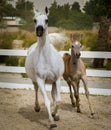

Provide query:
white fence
left=0, top=49, right=111, bottom=95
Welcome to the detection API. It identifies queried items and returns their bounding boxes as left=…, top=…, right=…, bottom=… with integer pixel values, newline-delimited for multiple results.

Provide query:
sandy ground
left=0, top=88, right=111, bottom=130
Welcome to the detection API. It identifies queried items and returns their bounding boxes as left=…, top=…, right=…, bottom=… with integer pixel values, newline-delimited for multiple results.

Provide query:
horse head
left=70, top=34, right=83, bottom=59
left=71, top=41, right=82, bottom=59
left=33, top=7, right=49, bottom=37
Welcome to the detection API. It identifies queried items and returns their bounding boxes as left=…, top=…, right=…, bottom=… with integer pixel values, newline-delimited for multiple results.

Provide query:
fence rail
left=0, top=49, right=111, bottom=95
left=0, top=49, right=111, bottom=58
left=0, top=49, right=111, bottom=77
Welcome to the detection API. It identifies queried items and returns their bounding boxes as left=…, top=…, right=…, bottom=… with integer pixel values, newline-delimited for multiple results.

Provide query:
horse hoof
left=34, top=107, right=40, bottom=112
left=89, top=113, right=95, bottom=119
left=77, top=110, right=81, bottom=113
left=72, top=103, right=76, bottom=107
left=54, top=115, right=60, bottom=121
left=91, top=113, right=94, bottom=116
left=50, top=124, right=57, bottom=128
left=52, top=113, right=55, bottom=117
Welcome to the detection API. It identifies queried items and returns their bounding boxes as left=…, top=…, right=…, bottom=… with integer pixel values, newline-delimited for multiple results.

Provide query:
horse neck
left=70, top=50, right=79, bottom=67
left=37, top=30, right=51, bottom=60
left=38, top=30, right=49, bottom=47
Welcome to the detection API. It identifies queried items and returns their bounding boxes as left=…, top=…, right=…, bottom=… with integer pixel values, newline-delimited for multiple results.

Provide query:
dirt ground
left=0, top=88, right=111, bottom=130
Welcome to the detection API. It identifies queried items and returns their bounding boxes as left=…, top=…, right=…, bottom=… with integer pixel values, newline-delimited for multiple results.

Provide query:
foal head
left=33, top=7, right=48, bottom=37
left=70, top=34, right=83, bottom=59
left=71, top=41, right=82, bottom=59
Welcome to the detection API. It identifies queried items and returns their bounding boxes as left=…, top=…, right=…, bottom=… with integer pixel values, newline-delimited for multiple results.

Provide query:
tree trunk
left=93, top=16, right=110, bottom=68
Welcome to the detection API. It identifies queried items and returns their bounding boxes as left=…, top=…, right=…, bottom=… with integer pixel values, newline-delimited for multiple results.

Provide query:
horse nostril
left=36, top=26, right=44, bottom=37
left=76, top=53, right=81, bottom=58
left=36, top=26, right=43, bottom=32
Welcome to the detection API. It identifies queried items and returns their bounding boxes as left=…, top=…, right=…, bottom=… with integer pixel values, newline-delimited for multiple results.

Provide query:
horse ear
left=33, top=8, right=37, bottom=15
left=78, top=34, right=83, bottom=42
left=70, top=34, right=72, bottom=42
left=70, top=34, right=75, bottom=42
left=45, top=6, right=49, bottom=15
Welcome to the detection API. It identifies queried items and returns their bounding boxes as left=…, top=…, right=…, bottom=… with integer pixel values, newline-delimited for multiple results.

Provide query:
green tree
left=16, top=0, right=34, bottom=31
left=4, top=3, right=16, bottom=17
left=62, top=3, right=70, bottom=19
left=48, top=0, right=58, bottom=26
left=48, top=1, right=93, bottom=30
left=16, top=0, right=33, bottom=10
left=0, top=0, right=13, bottom=22
left=83, top=0, right=111, bottom=68
left=57, top=12, right=93, bottom=30
left=71, top=2, right=81, bottom=12
left=16, top=0, right=33, bottom=19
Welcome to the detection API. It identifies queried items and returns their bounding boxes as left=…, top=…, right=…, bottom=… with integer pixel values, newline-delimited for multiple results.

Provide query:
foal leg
left=72, top=81, right=81, bottom=113
left=36, top=77, right=56, bottom=128
left=51, top=78, right=61, bottom=121
left=81, top=75, right=94, bottom=116
left=63, top=75, right=75, bottom=106
left=76, top=81, right=81, bottom=112
left=33, top=81, right=40, bottom=112
left=67, top=81, right=76, bottom=107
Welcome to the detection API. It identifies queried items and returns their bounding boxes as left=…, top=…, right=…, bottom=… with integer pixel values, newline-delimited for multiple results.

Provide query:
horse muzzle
left=36, top=26, right=44, bottom=37
left=76, top=53, right=81, bottom=58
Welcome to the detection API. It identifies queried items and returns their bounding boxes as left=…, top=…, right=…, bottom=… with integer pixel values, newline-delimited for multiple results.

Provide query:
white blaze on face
left=75, top=41, right=79, bottom=45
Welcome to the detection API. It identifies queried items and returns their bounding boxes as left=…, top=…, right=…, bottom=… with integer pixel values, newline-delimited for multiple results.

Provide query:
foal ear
left=70, top=34, right=75, bottom=42
left=78, top=34, right=83, bottom=42
left=45, top=6, right=49, bottom=15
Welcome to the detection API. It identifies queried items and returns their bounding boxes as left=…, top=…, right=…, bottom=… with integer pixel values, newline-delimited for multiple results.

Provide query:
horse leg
left=63, top=75, right=75, bottom=106
left=51, top=82, right=59, bottom=121
left=33, top=81, right=40, bottom=112
left=36, top=77, right=56, bottom=128
left=72, top=81, right=81, bottom=113
left=81, top=75, right=94, bottom=116
left=67, top=81, right=76, bottom=107
left=77, top=81, right=81, bottom=112
left=51, top=78, right=61, bottom=121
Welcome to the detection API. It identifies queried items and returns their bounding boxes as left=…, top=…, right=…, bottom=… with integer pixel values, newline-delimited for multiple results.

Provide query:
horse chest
left=69, top=64, right=81, bottom=81
left=34, top=49, right=56, bottom=82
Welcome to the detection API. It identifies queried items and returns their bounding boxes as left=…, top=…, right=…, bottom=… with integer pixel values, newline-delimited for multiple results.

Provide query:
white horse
left=25, top=7, right=64, bottom=128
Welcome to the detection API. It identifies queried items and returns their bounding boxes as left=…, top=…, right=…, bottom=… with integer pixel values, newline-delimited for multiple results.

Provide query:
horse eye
left=80, top=44, right=82, bottom=48
left=72, top=45, right=74, bottom=48
left=45, top=19, right=48, bottom=24
left=34, top=19, right=37, bottom=24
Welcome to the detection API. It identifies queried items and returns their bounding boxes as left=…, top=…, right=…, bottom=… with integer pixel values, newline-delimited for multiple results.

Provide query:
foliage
left=16, top=30, right=37, bottom=48
left=16, top=0, right=33, bottom=10
left=58, top=12, right=93, bottom=30
left=83, top=0, right=111, bottom=21
left=62, top=30, right=97, bottom=51
left=81, top=31, right=98, bottom=51
left=5, top=56, right=19, bottom=66
left=0, top=32, right=19, bottom=65
left=19, top=57, right=28, bottom=77
left=0, top=0, right=34, bottom=31
left=0, top=32, right=16, bottom=49
left=48, top=1, right=93, bottom=30
left=71, top=2, right=81, bottom=12
left=0, top=31, right=36, bottom=65
left=15, top=0, right=34, bottom=31
left=0, top=32, right=16, bottom=64
left=0, top=0, right=93, bottom=30
left=0, top=31, right=36, bottom=49
left=83, top=0, right=111, bottom=68
left=106, top=60, right=111, bottom=70
left=0, top=0, right=13, bottom=21
left=15, top=0, right=33, bottom=19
